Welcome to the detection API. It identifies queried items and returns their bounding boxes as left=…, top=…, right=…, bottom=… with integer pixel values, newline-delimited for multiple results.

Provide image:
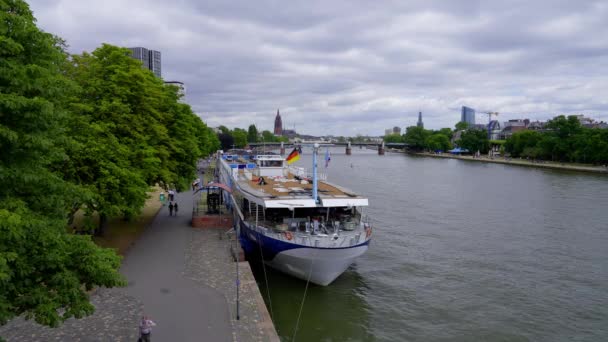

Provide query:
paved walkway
left=121, top=189, right=232, bottom=342
left=0, top=188, right=234, bottom=342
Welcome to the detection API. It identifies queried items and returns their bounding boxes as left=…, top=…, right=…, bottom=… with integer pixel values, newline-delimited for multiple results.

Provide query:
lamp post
left=312, top=143, right=319, bottom=203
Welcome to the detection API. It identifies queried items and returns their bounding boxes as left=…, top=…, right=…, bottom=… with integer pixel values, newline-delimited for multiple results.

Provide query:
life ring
left=365, top=226, right=372, bottom=238
left=284, top=231, right=293, bottom=240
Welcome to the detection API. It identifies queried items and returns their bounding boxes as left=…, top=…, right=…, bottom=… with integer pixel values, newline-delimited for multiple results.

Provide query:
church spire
left=417, top=111, right=424, bottom=128
left=274, top=109, right=283, bottom=136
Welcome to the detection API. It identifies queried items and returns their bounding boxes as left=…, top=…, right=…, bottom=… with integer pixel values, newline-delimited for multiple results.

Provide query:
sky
left=27, top=0, right=608, bottom=136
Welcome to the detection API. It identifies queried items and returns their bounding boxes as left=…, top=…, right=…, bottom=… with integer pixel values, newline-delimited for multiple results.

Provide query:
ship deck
left=239, top=170, right=353, bottom=198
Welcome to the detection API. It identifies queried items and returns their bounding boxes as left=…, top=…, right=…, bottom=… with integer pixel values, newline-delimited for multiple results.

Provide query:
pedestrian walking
left=168, top=202, right=174, bottom=216
left=168, top=189, right=174, bottom=201
left=173, top=202, right=178, bottom=216
left=138, top=315, right=156, bottom=342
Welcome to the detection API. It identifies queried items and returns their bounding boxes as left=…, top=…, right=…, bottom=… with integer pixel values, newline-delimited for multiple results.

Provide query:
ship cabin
left=219, top=151, right=369, bottom=237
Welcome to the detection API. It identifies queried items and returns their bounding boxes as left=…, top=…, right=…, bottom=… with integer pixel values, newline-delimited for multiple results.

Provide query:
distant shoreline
left=391, top=150, right=608, bottom=174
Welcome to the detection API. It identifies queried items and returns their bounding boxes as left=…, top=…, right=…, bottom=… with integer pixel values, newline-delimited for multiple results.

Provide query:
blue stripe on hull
left=238, top=220, right=370, bottom=261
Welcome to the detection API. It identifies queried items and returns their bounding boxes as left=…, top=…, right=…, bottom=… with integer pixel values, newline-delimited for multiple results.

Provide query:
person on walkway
left=173, top=202, right=178, bottom=216
left=139, top=315, right=156, bottom=342
left=168, top=189, right=174, bottom=201
left=168, top=202, right=174, bottom=216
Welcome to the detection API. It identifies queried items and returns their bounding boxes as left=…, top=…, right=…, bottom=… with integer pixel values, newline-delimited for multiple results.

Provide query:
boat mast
left=312, top=143, right=319, bottom=203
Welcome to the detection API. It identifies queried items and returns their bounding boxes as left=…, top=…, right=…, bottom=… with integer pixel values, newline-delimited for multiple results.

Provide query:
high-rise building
left=128, top=47, right=161, bottom=78
left=417, top=111, right=424, bottom=128
left=461, top=106, right=476, bottom=126
left=392, top=126, right=401, bottom=135
left=274, top=109, right=283, bottom=136
left=149, top=50, right=161, bottom=78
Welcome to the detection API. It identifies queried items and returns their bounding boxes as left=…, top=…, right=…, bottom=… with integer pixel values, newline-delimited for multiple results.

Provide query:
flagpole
left=312, top=143, right=319, bottom=203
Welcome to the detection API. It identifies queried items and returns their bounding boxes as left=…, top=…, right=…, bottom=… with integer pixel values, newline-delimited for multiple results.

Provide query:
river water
left=250, top=147, right=608, bottom=342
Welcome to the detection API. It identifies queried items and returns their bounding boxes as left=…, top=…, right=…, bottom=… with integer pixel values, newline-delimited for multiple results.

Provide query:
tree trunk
left=96, top=213, right=107, bottom=237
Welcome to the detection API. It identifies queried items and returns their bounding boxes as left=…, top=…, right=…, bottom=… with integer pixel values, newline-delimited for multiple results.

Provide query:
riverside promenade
left=413, top=152, right=608, bottom=174
left=0, top=184, right=278, bottom=341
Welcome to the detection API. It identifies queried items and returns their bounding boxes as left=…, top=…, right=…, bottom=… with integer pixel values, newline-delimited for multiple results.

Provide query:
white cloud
left=28, top=0, right=608, bottom=134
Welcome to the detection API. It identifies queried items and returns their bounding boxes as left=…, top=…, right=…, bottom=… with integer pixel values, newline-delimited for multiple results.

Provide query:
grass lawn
left=71, top=186, right=164, bottom=256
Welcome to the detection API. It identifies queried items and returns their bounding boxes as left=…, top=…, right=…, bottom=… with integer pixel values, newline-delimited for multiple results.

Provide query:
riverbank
left=1, top=179, right=279, bottom=342
left=408, top=151, right=608, bottom=174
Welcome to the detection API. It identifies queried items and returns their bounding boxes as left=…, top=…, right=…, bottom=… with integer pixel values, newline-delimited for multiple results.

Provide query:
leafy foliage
left=403, top=126, right=430, bottom=151
left=455, top=121, right=469, bottom=131
left=426, top=134, right=452, bottom=152
left=383, top=133, right=403, bottom=143
left=0, top=0, right=123, bottom=327
left=505, top=115, right=608, bottom=163
left=456, top=129, right=489, bottom=154
left=247, top=124, right=258, bottom=143
left=232, top=128, right=247, bottom=148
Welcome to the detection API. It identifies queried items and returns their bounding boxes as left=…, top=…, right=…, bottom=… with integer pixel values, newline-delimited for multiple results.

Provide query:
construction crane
left=480, top=111, right=499, bottom=140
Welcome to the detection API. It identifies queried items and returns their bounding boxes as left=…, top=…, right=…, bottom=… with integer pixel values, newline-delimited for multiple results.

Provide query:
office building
left=393, top=126, right=401, bottom=135
left=461, top=106, right=476, bottom=126
left=128, top=47, right=162, bottom=78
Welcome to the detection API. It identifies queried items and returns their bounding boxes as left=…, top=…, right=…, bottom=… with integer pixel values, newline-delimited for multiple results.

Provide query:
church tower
left=274, top=109, right=283, bottom=136
left=417, top=111, right=424, bottom=128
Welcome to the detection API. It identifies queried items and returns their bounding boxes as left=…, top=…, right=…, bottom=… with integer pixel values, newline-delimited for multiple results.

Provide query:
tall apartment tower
left=461, top=106, right=476, bottom=126
left=274, top=109, right=283, bottom=136
left=128, top=47, right=161, bottom=78
left=417, top=111, right=424, bottom=128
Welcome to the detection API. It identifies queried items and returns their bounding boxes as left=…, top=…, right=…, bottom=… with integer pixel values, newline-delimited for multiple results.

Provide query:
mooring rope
left=291, top=251, right=315, bottom=342
left=256, top=207, right=275, bottom=320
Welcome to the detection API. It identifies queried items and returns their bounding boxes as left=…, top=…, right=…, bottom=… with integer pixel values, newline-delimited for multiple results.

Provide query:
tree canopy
left=505, top=115, right=608, bottom=163
left=0, top=0, right=123, bottom=327
left=456, top=129, right=489, bottom=154
left=247, top=124, right=258, bottom=143
left=0, top=0, right=219, bottom=329
left=64, top=44, right=219, bottom=232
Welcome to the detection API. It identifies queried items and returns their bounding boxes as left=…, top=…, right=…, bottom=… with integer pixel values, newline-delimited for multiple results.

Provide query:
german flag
left=286, top=148, right=300, bottom=164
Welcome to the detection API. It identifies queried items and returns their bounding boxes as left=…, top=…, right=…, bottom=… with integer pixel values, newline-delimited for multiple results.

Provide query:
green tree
left=455, top=121, right=469, bottom=131
left=457, top=129, right=489, bottom=154
left=504, top=130, right=542, bottom=157
left=0, top=0, right=123, bottom=327
left=218, top=125, right=230, bottom=134
left=426, top=134, right=452, bottom=152
left=403, top=126, right=430, bottom=151
left=66, top=44, right=215, bottom=229
left=383, top=133, right=403, bottom=143
left=438, top=128, right=454, bottom=140
left=232, top=128, right=247, bottom=148
left=247, top=124, right=258, bottom=143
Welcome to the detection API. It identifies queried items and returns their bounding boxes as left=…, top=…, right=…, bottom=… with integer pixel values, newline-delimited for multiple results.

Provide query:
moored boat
left=217, top=145, right=372, bottom=286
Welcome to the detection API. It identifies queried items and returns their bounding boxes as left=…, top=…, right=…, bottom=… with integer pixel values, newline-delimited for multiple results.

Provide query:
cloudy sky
left=28, top=0, right=608, bottom=135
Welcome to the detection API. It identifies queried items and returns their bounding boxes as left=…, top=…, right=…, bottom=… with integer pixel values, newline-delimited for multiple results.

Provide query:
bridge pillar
left=280, top=142, right=285, bottom=156
left=378, top=142, right=385, bottom=155
left=346, top=142, right=352, bottom=155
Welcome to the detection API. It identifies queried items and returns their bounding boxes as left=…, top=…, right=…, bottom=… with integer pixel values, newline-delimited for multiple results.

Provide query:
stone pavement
left=0, top=170, right=278, bottom=342
left=0, top=287, right=142, bottom=341
left=186, top=229, right=279, bottom=342
left=120, top=188, right=233, bottom=342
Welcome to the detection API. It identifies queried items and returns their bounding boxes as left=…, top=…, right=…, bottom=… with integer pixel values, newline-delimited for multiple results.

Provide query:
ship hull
left=239, top=220, right=370, bottom=286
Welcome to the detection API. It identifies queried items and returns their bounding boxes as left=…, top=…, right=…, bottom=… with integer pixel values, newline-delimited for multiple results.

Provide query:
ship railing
left=288, top=166, right=327, bottom=181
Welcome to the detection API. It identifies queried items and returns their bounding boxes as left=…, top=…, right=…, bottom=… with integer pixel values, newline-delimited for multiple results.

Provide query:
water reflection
left=250, top=260, right=374, bottom=342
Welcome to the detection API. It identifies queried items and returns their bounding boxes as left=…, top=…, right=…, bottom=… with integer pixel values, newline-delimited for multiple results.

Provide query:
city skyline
left=28, top=0, right=608, bottom=135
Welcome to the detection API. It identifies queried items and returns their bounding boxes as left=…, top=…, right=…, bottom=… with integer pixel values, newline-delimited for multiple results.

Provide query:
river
left=250, top=147, right=608, bottom=342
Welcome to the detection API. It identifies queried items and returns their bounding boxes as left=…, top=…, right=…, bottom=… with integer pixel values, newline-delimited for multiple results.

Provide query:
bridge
left=247, top=141, right=407, bottom=155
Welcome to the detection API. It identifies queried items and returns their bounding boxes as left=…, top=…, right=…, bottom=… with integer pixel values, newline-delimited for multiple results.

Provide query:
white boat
left=217, top=145, right=372, bottom=286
